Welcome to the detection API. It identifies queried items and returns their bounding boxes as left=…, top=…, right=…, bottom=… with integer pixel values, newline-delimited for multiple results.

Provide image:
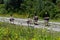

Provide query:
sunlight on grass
left=0, top=13, right=28, bottom=18
left=13, top=13, right=28, bottom=18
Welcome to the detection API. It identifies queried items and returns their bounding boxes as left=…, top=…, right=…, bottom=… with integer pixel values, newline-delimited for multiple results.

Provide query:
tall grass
left=0, top=22, right=60, bottom=40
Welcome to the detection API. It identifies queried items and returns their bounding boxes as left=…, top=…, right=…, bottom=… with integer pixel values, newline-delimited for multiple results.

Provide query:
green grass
left=0, top=13, right=28, bottom=18
left=50, top=18, right=60, bottom=22
left=0, top=22, right=60, bottom=40
left=0, top=13, right=60, bottom=22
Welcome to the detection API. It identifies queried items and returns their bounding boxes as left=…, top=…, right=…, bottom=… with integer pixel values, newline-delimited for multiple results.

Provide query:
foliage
left=0, top=22, right=60, bottom=40
left=0, top=0, right=60, bottom=19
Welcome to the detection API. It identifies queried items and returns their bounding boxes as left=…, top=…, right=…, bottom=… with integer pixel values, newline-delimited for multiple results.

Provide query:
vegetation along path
left=0, top=17, right=60, bottom=32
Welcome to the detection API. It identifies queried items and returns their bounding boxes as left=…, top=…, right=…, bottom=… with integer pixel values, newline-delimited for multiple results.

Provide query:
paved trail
left=0, top=17, right=60, bottom=32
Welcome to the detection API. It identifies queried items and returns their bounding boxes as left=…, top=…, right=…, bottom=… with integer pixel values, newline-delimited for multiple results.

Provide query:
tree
left=52, top=0, right=56, bottom=4
left=4, top=0, right=23, bottom=11
left=0, top=0, right=4, bottom=4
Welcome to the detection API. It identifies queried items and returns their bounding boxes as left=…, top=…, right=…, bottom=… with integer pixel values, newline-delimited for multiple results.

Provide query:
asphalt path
left=0, top=17, right=60, bottom=32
